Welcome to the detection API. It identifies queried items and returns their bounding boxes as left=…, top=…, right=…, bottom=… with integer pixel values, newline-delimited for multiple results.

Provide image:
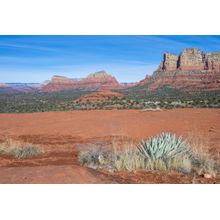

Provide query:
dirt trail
left=0, top=109, right=219, bottom=183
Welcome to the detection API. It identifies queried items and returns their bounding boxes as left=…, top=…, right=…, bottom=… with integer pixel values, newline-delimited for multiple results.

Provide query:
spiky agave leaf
left=137, top=133, right=192, bottom=161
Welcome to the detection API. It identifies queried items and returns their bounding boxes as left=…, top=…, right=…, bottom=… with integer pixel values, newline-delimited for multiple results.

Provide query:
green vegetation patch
left=78, top=133, right=216, bottom=175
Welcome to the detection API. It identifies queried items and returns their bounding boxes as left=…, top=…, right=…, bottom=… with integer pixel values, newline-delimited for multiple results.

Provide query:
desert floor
left=0, top=109, right=220, bottom=183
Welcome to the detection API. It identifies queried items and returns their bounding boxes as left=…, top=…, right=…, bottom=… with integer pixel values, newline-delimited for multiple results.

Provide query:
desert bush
left=78, top=132, right=216, bottom=175
left=78, top=149, right=116, bottom=170
left=186, top=132, right=216, bottom=174
left=113, top=146, right=192, bottom=173
left=0, top=139, right=44, bottom=159
left=78, top=149, right=103, bottom=168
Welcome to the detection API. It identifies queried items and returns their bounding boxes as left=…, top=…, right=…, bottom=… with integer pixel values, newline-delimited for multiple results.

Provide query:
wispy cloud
left=0, top=42, right=58, bottom=52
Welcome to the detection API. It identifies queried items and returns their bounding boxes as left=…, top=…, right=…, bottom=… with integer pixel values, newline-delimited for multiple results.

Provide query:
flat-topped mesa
left=50, top=75, right=77, bottom=84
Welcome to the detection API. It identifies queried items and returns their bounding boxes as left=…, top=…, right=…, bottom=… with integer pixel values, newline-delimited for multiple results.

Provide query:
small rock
left=203, top=173, right=212, bottom=179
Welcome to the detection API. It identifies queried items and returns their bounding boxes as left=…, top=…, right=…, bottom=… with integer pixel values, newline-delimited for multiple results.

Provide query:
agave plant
left=137, top=133, right=192, bottom=161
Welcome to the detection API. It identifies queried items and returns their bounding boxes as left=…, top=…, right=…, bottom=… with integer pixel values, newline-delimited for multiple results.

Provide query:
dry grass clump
left=113, top=139, right=192, bottom=174
left=187, top=132, right=217, bottom=176
left=113, top=147, right=146, bottom=171
left=0, top=139, right=44, bottom=159
left=78, top=132, right=217, bottom=175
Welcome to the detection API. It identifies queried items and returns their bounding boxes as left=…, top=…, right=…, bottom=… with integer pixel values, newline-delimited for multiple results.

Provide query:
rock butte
left=142, top=48, right=220, bottom=91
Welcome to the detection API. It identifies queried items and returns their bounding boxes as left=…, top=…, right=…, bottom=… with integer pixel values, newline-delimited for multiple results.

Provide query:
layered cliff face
left=148, top=48, right=220, bottom=91
left=41, top=71, right=123, bottom=92
left=157, top=48, right=220, bottom=72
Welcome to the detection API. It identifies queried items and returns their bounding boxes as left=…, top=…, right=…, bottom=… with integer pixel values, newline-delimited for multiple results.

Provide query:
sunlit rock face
left=140, top=48, right=220, bottom=91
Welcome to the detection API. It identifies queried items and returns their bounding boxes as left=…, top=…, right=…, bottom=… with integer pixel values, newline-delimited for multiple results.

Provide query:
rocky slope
left=41, top=71, right=123, bottom=92
left=143, top=48, right=220, bottom=91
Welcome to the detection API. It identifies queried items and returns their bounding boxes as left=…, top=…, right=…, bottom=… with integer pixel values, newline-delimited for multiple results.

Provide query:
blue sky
left=1, top=35, right=220, bottom=83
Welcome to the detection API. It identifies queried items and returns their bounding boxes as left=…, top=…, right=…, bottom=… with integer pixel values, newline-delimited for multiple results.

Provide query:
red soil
left=0, top=109, right=220, bottom=183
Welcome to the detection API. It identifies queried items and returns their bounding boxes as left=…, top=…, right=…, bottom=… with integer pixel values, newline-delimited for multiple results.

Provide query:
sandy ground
left=0, top=109, right=220, bottom=183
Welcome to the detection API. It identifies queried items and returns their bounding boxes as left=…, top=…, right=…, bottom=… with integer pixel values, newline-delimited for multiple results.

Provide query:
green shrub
left=137, top=133, right=192, bottom=161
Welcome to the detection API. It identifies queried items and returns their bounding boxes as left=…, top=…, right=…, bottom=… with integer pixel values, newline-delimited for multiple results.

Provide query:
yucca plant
left=137, top=133, right=192, bottom=161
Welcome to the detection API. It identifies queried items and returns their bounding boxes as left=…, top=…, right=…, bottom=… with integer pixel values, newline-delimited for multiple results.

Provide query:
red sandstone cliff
left=141, top=48, right=220, bottom=91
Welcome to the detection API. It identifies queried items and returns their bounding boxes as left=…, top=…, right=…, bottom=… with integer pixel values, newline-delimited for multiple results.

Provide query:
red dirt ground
left=0, top=109, right=220, bottom=183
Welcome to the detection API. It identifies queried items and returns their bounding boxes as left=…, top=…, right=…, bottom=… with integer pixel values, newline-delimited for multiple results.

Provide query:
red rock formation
left=163, top=53, right=179, bottom=71
left=142, top=48, right=220, bottom=91
left=76, top=90, right=124, bottom=102
left=42, top=75, right=79, bottom=92
left=41, top=71, right=123, bottom=92
left=178, top=48, right=204, bottom=70
left=139, top=75, right=151, bottom=85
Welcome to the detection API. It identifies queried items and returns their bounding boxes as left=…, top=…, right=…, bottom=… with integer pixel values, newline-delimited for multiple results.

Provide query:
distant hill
left=41, top=71, right=124, bottom=92
left=0, top=83, right=41, bottom=94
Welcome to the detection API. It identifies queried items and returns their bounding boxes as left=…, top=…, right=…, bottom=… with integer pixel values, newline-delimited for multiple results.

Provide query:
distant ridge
left=42, top=70, right=125, bottom=92
left=1, top=48, right=220, bottom=94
